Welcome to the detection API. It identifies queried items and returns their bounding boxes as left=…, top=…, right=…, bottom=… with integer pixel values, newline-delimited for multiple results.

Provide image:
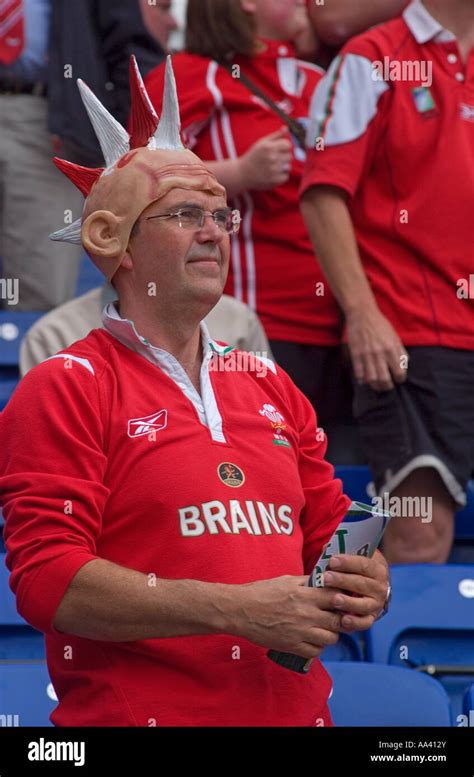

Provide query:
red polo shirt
left=145, top=42, right=342, bottom=346
left=300, top=0, right=474, bottom=350
left=0, top=309, right=351, bottom=726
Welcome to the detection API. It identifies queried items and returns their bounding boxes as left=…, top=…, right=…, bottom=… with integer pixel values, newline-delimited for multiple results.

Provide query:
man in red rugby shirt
left=301, top=0, right=474, bottom=564
left=0, top=57, right=389, bottom=726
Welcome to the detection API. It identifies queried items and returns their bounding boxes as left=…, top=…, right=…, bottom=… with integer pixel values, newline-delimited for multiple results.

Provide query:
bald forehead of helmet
left=82, top=146, right=226, bottom=222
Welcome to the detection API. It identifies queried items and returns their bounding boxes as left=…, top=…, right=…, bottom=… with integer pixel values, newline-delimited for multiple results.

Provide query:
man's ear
left=82, top=210, right=123, bottom=259
left=119, top=249, right=134, bottom=272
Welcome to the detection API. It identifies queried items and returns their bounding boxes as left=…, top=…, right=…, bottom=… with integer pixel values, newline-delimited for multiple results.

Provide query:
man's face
left=140, top=0, right=178, bottom=51
left=124, top=187, right=231, bottom=314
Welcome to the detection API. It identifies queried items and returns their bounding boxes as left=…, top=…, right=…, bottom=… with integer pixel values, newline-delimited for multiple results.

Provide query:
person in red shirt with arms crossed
left=300, top=0, right=474, bottom=564
left=0, top=57, right=388, bottom=726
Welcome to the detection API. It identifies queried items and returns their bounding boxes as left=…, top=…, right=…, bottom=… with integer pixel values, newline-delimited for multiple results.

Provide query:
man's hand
left=225, top=551, right=390, bottom=657
left=239, top=128, right=293, bottom=191
left=323, top=551, right=390, bottom=633
left=228, top=574, right=345, bottom=659
left=346, top=305, right=408, bottom=391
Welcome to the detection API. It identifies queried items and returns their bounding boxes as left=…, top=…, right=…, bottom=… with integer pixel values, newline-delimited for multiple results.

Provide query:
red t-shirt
left=301, top=1, right=474, bottom=349
left=0, top=313, right=351, bottom=726
left=145, top=41, right=342, bottom=346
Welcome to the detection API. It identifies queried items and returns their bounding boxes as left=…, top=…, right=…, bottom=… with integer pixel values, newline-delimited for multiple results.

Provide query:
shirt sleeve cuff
left=299, top=171, right=356, bottom=200
left=16, top=551, right=99, bottom=636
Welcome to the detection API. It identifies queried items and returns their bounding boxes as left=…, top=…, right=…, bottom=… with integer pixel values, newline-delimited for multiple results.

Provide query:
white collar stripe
left=403, top=0, right=456, bottom=44
left=47, top=353, right=95, bottom=376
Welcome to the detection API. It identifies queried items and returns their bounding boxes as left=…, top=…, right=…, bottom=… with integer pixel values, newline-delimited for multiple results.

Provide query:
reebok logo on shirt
left=128, top=409, right=168, bottom=438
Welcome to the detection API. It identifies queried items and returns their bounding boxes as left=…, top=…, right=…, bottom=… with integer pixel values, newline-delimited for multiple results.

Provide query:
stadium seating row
left=1, top=661, right=473, bottom=727
left=1, top=555, right=474, bottom=725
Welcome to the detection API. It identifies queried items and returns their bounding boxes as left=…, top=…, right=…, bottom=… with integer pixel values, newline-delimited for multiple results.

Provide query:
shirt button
left=278, top=45, right=288, bottom=55
left=447, top=53, right=457, bottom=64
left=455, top=72, right=465, bottom=82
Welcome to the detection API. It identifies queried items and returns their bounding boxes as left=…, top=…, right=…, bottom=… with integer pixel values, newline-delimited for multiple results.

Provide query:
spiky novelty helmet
left=50, top=56, right=227, bottom=282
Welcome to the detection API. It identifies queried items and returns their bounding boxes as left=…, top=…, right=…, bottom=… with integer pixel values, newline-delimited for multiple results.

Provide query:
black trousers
left=269, top=340, right=366, bottom=466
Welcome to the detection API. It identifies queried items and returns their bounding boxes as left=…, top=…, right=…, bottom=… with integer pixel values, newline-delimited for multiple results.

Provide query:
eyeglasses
left=142, top=206, right=241, bottom=234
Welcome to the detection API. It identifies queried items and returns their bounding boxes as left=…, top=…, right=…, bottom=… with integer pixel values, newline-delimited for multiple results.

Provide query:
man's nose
left=195, top=215, right=225, bottom=242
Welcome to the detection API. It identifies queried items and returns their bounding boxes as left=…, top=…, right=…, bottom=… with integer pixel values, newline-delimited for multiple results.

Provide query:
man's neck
left=117, top=301, right=204, bottom=394
left=423, top=0, right=474, bottom=57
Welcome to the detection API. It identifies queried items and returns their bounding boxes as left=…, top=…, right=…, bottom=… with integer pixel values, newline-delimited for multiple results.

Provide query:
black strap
left=220, top=62, right=307, bottom=151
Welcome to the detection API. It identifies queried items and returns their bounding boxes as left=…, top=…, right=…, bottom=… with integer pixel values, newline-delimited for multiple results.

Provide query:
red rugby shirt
left=0, top=308, right=351, bottom=726
left=301, top=0, right=474, bottom=349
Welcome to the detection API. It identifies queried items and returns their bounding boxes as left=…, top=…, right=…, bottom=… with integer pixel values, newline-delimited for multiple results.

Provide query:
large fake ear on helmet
left=81, top=210, right=124, bottom=260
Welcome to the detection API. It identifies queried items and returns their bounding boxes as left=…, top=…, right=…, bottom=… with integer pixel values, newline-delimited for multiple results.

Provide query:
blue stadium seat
left=75, top=250, right=103, bottom=297
left=321, top=633, right=363, bottom=662
left=334, top=465, right=374, bottom=504
left=0, top=370, right=19, bottom=411
left=455, top=481, right=474, bottom=541
left=0, top=663, right=56, bottom=726
left=366, top=564, right=474, bottom=719
left=0, top=311, right=43, bottom=367
left=0, top=310, right=43, bottom=409
left=0, top=554, right=45, bottom=659
left=325, top=661, right=452, bottom=726
left=462, top=683, right=474, bottom=726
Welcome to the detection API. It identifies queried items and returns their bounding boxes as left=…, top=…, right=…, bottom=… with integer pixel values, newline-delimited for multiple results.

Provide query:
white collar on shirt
left=101, top=300, right=229, bottom=441
left=403, top=0, right=456, bottom=44
left=101, top=300, right=231, bottom=360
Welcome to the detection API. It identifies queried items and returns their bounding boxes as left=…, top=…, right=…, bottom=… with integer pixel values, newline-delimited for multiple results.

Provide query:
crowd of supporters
left=1, top=0, right=473, bottom=565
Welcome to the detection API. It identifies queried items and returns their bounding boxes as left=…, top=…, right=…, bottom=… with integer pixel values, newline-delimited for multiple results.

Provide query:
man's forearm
left=53, top=558, right=238, bottom=642
left=204, top=159, right=246, bottom=199
left=301, top=185, right=377, bottom=316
